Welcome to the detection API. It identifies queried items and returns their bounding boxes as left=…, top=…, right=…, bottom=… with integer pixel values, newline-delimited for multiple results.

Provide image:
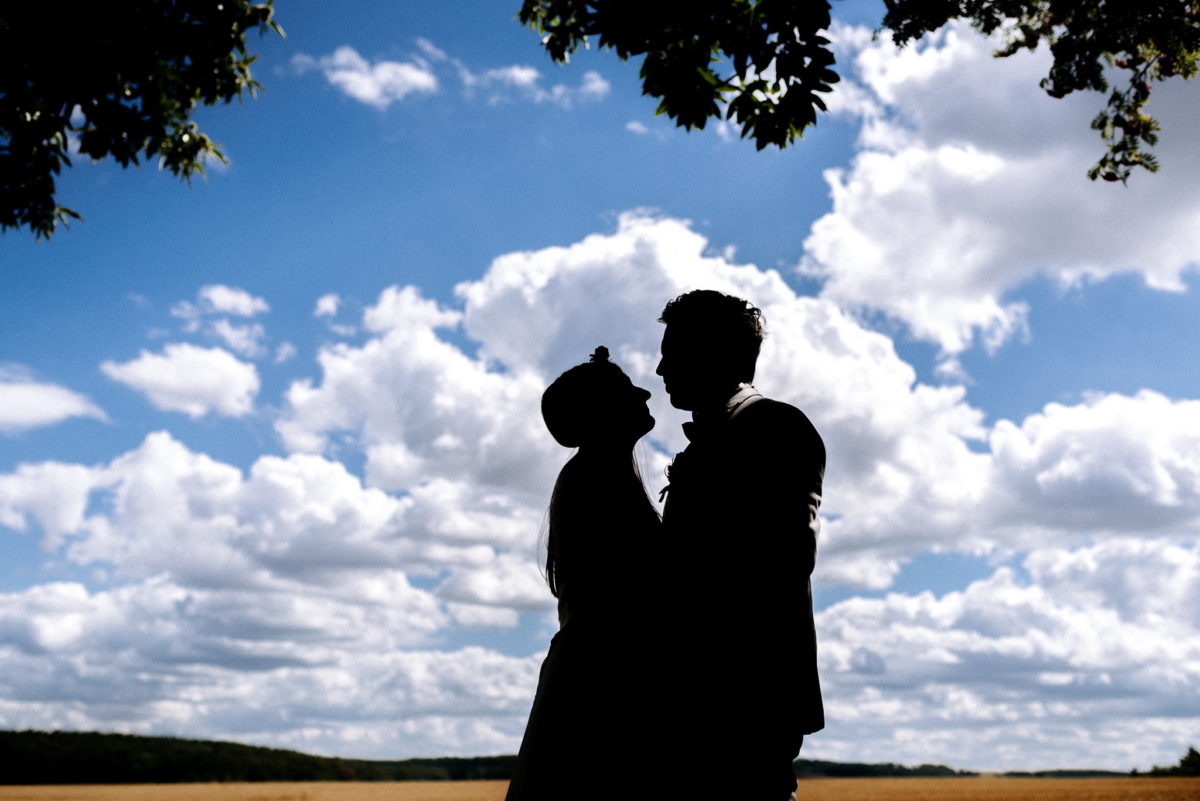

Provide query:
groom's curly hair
left=658, top=289, right=765, bottom=383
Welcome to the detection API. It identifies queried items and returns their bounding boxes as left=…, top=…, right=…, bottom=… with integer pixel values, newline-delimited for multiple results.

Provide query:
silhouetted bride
left=505, top=346, right=662, bottom=801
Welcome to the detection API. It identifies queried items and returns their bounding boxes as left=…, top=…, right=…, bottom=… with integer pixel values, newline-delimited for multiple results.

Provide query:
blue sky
left=2, top=0, right=1199, bottom=772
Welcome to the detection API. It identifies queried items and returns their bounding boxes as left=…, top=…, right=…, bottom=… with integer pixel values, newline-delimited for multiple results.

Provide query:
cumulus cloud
left=814, top=539, right=1200, bottom=770
left=463, top=65, right=610, bottom=108
left=199, top=285, right=270, bottom=317
left=100, top=344, right=260, bottom=418
left=0, top=461, right=100, bottom=550
left=436, top=553, right=552, bottom=611
left=0, top=430, right=502, bottom=595
left=174, top=285, right=269, bottom=322
left=274, top=342, right=298, bottom=364
left=275, top=286, right=556, bottom=607
left=294, top=39, right=609, bottom=112
left=625, top=119, right=672, bottom=141
left=292, top=46, right=439, bottom=109
left=0, top=367, right=105, bottom=434
left=0, top=578, right=539, bottom=757
left=168, top=285, right=272, bottom=358
left=802, top=23, right=1200, bottom=361
left=314, top=293, right=341, bottom=317
left=210, top=319, right=267, bottom=358
left=986, top=390, right=1200, bottom=538
left=0, top=429, right=542, bottom=755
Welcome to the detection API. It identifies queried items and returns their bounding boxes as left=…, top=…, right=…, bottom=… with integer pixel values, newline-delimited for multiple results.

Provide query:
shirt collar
left=685, top=385, right=761, bottom=440
left=723, top=384, right=761, bottom=417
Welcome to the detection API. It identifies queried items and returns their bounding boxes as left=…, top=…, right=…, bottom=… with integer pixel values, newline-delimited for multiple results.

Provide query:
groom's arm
left=738, top=400, right=824, bottom=579
left=740, top=399, right=826, bottom=732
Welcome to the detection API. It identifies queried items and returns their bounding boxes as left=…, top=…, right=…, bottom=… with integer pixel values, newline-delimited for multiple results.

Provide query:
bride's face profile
left=543, top=361, right=655, bottom=449
left=596, top=370, right=655, bottom=444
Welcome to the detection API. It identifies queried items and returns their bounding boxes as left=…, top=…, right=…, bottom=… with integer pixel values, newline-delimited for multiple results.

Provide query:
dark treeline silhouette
left=0, top=730, right=514, bottom=784
left=1144, top=746, right=1200, bottom=777
left=5, top=730, right=1193, bottom=784
left=793, top=758, right=973, bottom=778
left=1004, top=770, right=1131, bottom=778
left=5, top=730, right=974, bottom=784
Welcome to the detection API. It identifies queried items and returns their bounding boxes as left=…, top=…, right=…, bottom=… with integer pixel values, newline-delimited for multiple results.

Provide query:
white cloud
left=0, top=426, right=545, bottom=755
left=813, top=539, right=1200, bottom=770
left=625, top=119, right=673, bottom=142
left=168, top=286, right=273, bottom=358
left=314, top=293, right=341, bottom=317
left=478, top=64, right=539, bottom=90
left=274, top=342, right=298, bottom=364
left=465, top=65, right=610, bottom=108
left=100, top=344, right=260, bottom=418
left=198, top=284, right=269, bottom=317
left=169, top=300, right=202, bottom=330
left=294, top=40, right=609, bottom=112
left=0, top=462, right=100, bottom=550
left=275, top=285, right=556, bottom=582
left=445, top=602, right=520, bottom=628
left=802, top=23, right=1200, bottom=360
left=436, top=552, right=553, bottom=611
left=0, top=367, right=105, bottom=434
left=712, top=118, right=736, bottom=142
left=0, top=577, right=539, bottom=757
left=986, top=390, right=1200, bottom=539
left=292, top=46, right=438, bottom=109
left=0, top=430, right=498, bottom=592
left=210, top=319, right=267, bottom=358
left=415, top=38, right=447, bottom=62
left=1025, top=538, right=1200, bottom=627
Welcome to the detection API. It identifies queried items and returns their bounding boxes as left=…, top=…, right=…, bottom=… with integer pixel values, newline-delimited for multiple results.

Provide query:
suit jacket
left=661, top=388, right=825, bottom=774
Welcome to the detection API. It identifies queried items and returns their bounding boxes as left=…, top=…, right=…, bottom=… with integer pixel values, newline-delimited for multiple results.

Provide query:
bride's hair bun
left=589, top=345, right=610, bottom=363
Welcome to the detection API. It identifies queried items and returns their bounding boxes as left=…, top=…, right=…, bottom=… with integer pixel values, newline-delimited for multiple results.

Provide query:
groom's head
left=656, top=290, right=765, bottom=411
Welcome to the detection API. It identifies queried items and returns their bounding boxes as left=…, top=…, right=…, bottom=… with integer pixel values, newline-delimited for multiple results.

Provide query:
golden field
left=0, top=777, right=1198, bottom=801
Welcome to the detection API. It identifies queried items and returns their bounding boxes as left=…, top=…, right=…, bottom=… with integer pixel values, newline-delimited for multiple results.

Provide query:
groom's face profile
left=656, top=325, right=738, bottom=411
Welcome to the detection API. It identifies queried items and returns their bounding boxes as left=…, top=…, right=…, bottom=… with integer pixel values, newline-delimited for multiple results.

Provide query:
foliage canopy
left=518, top=0, right=1200, bottom=182
left=0, top=1, right=282, bottom=238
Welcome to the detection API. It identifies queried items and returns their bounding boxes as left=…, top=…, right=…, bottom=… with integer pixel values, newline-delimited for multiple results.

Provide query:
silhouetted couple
left=506, top=290, right=825, bottom=801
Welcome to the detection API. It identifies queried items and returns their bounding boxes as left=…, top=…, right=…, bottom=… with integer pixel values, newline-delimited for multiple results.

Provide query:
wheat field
left=0, top=777, right=1197, bottom=801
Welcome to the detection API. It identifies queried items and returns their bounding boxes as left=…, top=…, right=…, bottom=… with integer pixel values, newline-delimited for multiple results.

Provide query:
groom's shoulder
left=738, top=395, right=820, bottom=438
left=737, top=398, right=826, bottom=481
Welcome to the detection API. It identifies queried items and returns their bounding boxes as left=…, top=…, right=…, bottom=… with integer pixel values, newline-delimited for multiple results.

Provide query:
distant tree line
left=5, top=730, right=1194, bottom=784
left=792, top=758, right=974, bottom=778
left=1004, top=770, right=1131, bottom=778
left=1006, top=746, right=1200, bottom=778
left=1144, top=746, right=1200, bottom=777
left=0, top=731, right=514, bottom=784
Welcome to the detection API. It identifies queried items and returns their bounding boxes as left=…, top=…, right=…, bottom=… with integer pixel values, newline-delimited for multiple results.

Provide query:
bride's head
left=542, top=346, right=654, bottom=450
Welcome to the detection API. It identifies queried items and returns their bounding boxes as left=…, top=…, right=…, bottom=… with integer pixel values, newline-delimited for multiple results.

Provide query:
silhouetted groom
left=656, top=290, right=824, bottom=801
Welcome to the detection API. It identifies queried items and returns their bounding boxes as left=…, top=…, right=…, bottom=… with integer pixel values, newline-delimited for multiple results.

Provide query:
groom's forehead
left=661, top=323, right=718, bottom=351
